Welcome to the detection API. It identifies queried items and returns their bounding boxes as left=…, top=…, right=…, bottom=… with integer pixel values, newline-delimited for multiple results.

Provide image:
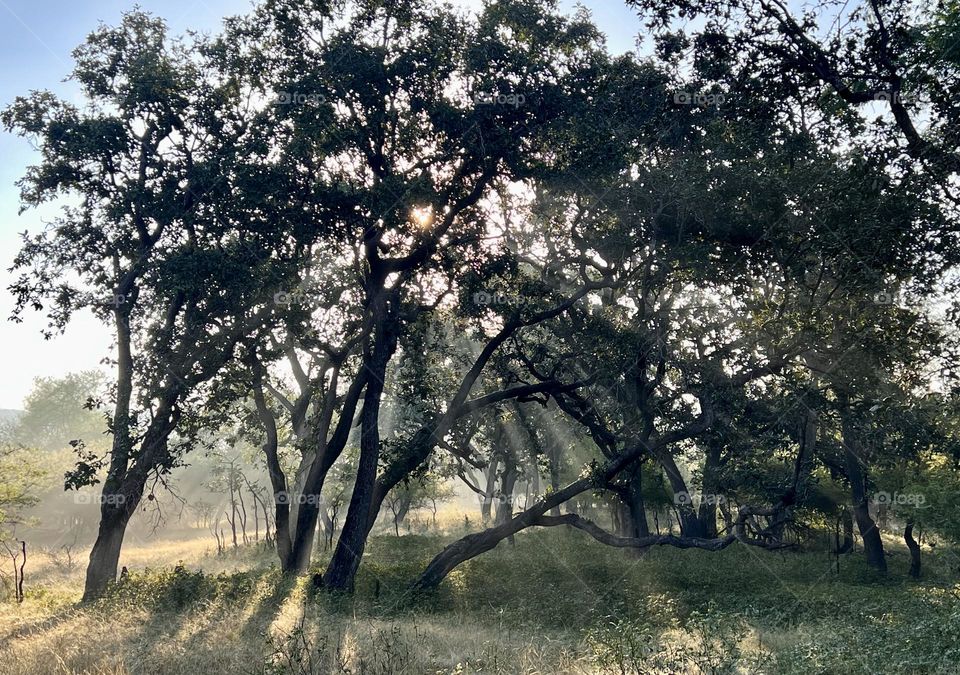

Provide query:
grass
left=1, top=520, right=959, bottom=674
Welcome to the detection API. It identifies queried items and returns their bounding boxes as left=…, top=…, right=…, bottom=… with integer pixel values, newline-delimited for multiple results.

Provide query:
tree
left=412, top=0, right=960, bottom=583
left=3, top=11, right=288, bottom=599
left=208, top=0, right=617, bottom=592
left=0, top=445, right=44, bottom=542
left=623, top=0, right=955, bottom=191
left=11, top=372, right=106, bottom=453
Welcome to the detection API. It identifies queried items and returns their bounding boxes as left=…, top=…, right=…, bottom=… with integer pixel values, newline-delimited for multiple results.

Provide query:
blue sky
left=0, top=0, right=641, bottom=409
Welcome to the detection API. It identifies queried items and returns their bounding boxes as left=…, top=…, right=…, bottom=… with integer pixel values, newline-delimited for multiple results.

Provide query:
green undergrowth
left=5, top=529, right=960, bottom=673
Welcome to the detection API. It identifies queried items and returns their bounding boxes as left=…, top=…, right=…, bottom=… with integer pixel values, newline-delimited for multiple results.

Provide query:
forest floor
left=1, top=518, right=959, bottom=674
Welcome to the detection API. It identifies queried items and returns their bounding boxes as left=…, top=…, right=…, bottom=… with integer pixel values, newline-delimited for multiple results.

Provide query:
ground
left=2, top=516, right=959, bottom=674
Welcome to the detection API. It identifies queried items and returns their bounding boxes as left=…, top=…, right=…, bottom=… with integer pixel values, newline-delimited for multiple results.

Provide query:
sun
left=410, top=205, right=434, bottom=229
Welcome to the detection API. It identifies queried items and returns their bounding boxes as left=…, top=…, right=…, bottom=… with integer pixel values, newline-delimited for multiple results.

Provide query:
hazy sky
left=0, top=0, right=641, bottom=409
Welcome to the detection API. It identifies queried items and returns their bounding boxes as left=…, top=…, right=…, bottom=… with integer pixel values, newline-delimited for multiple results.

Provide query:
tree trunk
left=656, top=451, right=704, bottom=537
left=83, top=309, right=135, bottom=602
left=319, top=501, right=334, bottom=542
left=285, top=365, right=368, bottom=574
left=495, top=465, right=518, bottom=527
left=697, top=443, right=722, bottom=539
left=626, top=464, right=651, bottom=538
left=323, top=300, right=396, bottom=591
left=480, top=455, right=499, bottom=524
left=82, top=404, right=172, bottom=601
left=837, top=506, right=854, bottom=554
left=611, top=503, right=623, bottom=535
left=840, top=414, right=886, bottom=572
left=82, top=505, right=131, bottom=601
left=904, top=518, right=921, bottom=578
left=252, top=375, right=293, bottom=568
left=287, top=480, right=325, bottom=573
left=415, top=475, right=593, bottom=590
left=548, top=457, right=562, bottom=516
left=414, top=437, right=660, bottom=589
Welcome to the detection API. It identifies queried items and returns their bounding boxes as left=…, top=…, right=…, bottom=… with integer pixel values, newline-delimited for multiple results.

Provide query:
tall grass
left=1, top=524, right=958, bottom=673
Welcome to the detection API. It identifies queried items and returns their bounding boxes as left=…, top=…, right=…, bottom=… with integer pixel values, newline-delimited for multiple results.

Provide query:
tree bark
left=656, top=451, right=704, bottom=537
left=82, top=504, right=132, bottom=601
left=837, top=506, right=854, bottom=554
left=480, top=455, right=499, bottom=524
left=323, top=295, right=397, bottom=591
left=624, top=462, right=650, bottom=537
left=840, top=414, right=886, bottom=572
left=904, top=518, right=921, bottom=578
left=697, top=443, right=723, bottom=539
left=414, top=499, right=786, bottom=590
left=283, top=362, right=368, bottom=574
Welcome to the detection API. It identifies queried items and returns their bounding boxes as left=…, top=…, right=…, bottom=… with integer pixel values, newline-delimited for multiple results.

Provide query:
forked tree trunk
left=323, top=300, right=396, bottom=591
left=656, top=452, right=705, bottom=537
left=841, top=415, right=886, bottom=572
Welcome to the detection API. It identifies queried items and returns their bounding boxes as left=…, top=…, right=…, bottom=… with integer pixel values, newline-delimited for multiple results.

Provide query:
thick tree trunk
left=625, top=463, right=650, bottom=537
left=82, top=400, right=175, bottom=600
left=656, top=451, right=705, bottom=537
left=83, top=308, right=135, bottom=602
left=697, top=443, right=722, bottom=539
left=905, top=518, right=921, bottom=578
left=82, top=505, right=131, bottom=601
left=841, top=415, right=886, bottom=572
left=323, top=300, right=396, bottom=591
left=284, top=362, right=368, bottom=574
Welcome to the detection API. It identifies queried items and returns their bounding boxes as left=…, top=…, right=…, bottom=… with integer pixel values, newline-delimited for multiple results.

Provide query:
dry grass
left=0, top=565, right=588, bottom=674
left=3, top=518, right=959, bottom=674
left=0, top=525, right=593, bottom=674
